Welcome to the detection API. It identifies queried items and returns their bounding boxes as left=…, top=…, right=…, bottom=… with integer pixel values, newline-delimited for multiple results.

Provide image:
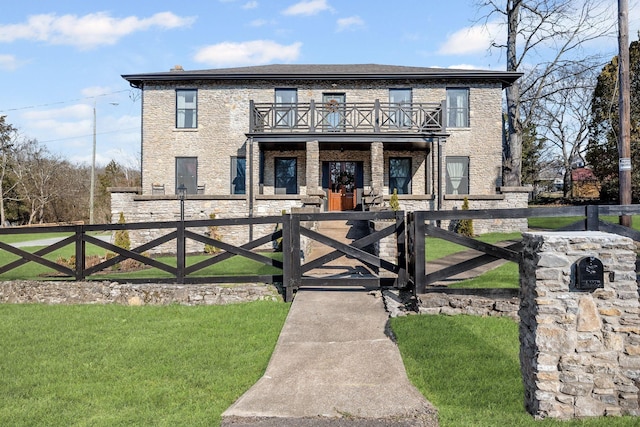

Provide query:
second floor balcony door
left=322, top=93, right=345, bottom=132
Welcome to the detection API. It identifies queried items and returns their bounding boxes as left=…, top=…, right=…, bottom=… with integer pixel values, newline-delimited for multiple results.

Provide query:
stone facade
left=519, top=231, right=640, bottom=419
left=114, top=65, right=526, bottom=231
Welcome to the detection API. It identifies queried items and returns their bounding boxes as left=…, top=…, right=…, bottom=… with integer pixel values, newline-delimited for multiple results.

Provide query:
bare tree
left=532, top=65, right=599, bottom=197
left=12, top=139, right=65, bottom=224
left=478, top=0, right=615, bottom=186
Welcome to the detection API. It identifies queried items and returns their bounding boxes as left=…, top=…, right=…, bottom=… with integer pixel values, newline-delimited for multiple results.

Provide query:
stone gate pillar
left=520, top=231, right=640, bottom=419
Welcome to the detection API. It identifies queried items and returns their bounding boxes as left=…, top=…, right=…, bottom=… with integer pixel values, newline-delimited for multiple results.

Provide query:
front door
left=324, top=161, right=362, bottom=211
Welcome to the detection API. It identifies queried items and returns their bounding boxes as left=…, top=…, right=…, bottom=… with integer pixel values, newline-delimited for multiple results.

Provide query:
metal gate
left=281, top=211, right=407, bottom=301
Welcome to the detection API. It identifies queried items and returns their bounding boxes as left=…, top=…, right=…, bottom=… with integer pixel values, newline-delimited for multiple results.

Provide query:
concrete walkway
left=221, top=287, right=438, bottom=427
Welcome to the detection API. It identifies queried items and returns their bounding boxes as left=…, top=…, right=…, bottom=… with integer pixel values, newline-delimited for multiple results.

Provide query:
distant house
left=111, top=64, right=528, bottom=248
left=571, top=167, right=600, bottom=199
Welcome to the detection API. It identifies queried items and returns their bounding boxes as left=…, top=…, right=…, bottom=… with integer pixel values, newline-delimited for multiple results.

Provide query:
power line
left=36, top=127, right=139, bottom=144
left=0, top=90, right=131, bottom=113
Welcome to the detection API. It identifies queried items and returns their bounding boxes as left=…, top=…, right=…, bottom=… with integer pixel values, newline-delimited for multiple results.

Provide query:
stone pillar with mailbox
left=519, top=231, right=640, bottom=419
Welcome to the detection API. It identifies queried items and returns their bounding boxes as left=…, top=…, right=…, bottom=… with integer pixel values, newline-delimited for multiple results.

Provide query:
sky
left=0, top=0, right=638, bottom=168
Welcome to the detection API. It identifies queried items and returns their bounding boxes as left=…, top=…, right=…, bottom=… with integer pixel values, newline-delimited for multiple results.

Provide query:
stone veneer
left=1, top=281, right=281, bottom=306
left=519, top=231, right=640, bottom=419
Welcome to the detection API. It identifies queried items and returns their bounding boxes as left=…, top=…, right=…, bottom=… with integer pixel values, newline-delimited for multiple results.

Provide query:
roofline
left=122, top=70, right=523, bottom=89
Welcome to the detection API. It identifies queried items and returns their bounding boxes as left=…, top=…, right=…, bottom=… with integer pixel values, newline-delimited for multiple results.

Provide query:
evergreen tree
left=114, top=212, right=131, bottom=250
left=586, top=38, right=640, bottom=202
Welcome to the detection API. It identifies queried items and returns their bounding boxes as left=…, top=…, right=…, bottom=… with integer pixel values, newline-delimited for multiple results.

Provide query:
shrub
left=457, top=197, right=474, bottom=237
left=114, top=212, right=131, bottom=250
left=204, top=213, right=222, bottom=255
left=389, top=188, right=400, bottom=211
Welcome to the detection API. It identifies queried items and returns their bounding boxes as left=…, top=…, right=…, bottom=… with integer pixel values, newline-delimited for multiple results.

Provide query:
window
left=176, top=157, right=197, bottom=194
left=389, top=89, right=412, bottom=128
left=445, top=156, right=469, bottom=195
left=176, top=89, right=197, bottom=128
left=231, top=157, right=246, bottom=195
left=322, top=93, right=345, bottom=132
left=275, top=158, right=297, bottom=194
left=275, top=89, right=297, bottom=128
left=389, top=158, right=412, bottom=195
left=446, top=88, right=469, bottom=128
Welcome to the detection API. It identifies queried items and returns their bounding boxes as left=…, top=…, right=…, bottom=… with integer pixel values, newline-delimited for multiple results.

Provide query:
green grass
left=0, top=301, right=290, bottom=426
left=0, top=240, right=283, bottom=280
left=392, top=315, right=638, bottom=427
left=448, top=262, right=519, bottom=289
left=426, top=232, right=522, bottom=261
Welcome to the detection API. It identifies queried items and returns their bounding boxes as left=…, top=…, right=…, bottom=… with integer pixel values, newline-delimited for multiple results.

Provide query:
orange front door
left=327, top=161, right=357, bottom=211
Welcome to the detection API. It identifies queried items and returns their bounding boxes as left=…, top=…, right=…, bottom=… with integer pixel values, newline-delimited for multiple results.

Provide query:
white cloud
left=0, top=54, right=20, bottom=70
left=193, top=40, right=302, bottom=66
left=249, top=19, right=269, bottom=27
left=336, top=16, right=364, bottom=32
left=0, top=12, right=196, bottom=50
left=243, top=1, right=259, bottom=9
left=438, top=22, right=503, bottom=55
left=282, top=0, right=332, bottom=16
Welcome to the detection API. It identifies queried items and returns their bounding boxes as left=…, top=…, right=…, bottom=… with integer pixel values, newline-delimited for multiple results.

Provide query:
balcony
left=249, top=100, right=446, bottom=136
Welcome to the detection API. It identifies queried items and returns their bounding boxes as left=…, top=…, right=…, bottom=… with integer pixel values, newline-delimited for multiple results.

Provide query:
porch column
left=306, top=140, right=319, bottom=195
left=371, top=141, right=384, bottom=194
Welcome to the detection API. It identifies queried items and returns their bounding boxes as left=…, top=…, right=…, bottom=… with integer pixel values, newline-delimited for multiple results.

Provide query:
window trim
left=274, top=88, right=298, bottom=128
left=445, top=156, right=470, bottom=195
left=389, top=88, right=413, bottom=129
left=176, top=89, right=198, bottom=129
left=389, top=157, right=412, bottom=195
left=274, top=157, right=298, bottom=195
left=446, top=88, right=469, bottom=128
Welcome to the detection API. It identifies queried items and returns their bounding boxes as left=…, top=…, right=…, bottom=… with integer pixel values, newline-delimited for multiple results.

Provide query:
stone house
left=112, top=64, right=527, bottom=247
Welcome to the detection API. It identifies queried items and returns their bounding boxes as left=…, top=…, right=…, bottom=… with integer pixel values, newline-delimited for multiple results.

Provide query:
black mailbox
left=575, top=256, right=604, bottom=291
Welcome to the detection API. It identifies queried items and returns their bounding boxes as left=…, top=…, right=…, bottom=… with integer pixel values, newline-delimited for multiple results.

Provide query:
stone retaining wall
left=0, top=281, right=282, bottom=306
left=418, top=290, right=520, bottom=320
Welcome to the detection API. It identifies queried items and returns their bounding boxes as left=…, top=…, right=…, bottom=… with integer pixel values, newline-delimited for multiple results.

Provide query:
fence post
left=395, top=210, right=407, bottom=289
left=413, top=211, right=427, bottom=294
left=586, top=205, right=599, bottom=231
left=75, top=224, right=85, bottom=281
left=176, top=220, right=185, bottom=283
left=282, top=214, right=293, bottom=302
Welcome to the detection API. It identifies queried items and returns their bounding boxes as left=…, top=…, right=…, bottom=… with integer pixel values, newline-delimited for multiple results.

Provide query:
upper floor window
left=389, top=157, right=412, bottom=195
left=445, top=156, right=469, bottom=195
left=275, top=89, right=297, bottom=128
left=322, top=93, right=346, bottom=132
left=231, top=156, right=246, bottom=195
left=389, top=89, right=412, bottom=128
left=275, top=157, right=297, bottom=194
left=176, top=89, right=197, bottom=129
left=446, top=88, right=469, bottom=128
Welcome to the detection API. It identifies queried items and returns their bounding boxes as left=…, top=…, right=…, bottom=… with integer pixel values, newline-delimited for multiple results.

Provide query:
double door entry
left=323, top=161, right=363, bottom=211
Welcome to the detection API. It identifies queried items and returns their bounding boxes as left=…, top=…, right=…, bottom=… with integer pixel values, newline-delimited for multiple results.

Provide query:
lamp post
left=177, top=184, right=187, bottom=222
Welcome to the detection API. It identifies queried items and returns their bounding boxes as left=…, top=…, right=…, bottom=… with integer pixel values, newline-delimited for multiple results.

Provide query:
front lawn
left=0, top=301, right=289, bottom=426
left=392, top=314, right=639, bottom=427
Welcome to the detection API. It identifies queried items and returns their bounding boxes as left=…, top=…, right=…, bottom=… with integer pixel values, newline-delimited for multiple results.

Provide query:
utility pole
left=89, top=100, right=96, bottom=225
left=618, top=0, right=632, bottom=226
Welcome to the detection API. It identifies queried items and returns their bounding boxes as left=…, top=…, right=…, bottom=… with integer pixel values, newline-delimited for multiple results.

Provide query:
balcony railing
left=249, top=100, right=445, bottom=134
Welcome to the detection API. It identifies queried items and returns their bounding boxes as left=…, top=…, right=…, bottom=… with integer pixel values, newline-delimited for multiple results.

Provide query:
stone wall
left=0, top=281, right=281, bottom=306
left=418, top=290, right=519, bottom=320
left=519, top=231, right=640, bottom=419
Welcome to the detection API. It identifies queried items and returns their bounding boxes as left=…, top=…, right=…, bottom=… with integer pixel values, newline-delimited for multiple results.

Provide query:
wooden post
left=413, top=211, right=427, bottom=294
left=75, top=224, right=85, bottom=281
left=282, top=214, right=293, bottom=302
left=618, top=0, right=632, bottom=227
left=177, top=220, right=185, bottom=284
left=586, top=205, right=600, bottom=231
left=395, top=210, right=407, bottom=289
